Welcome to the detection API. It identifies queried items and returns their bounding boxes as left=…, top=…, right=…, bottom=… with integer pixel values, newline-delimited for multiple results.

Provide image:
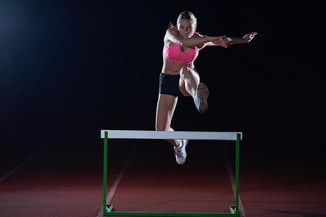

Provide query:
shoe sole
left=197, top=83, right=209, bottom=113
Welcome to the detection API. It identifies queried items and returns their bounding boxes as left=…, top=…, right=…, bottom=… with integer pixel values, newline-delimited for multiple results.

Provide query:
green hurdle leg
left=103, top=131, right=109, bottom=214
left=235, top=133, right=241, bottom=217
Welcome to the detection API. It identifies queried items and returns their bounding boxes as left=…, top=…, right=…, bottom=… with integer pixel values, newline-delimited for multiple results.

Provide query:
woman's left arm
left=226, top=32, right=257, bottom=45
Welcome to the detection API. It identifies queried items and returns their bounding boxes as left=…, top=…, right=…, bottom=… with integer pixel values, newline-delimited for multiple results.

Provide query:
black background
left=0, top=0, right=324, bottom=166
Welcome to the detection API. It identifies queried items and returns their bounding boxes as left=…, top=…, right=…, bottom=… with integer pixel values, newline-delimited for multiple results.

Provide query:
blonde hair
left=177, top=11, right=197, bottom=26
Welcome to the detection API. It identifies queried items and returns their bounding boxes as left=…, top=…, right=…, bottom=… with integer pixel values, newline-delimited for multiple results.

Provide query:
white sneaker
left=174, top=139, right=188, bottom=165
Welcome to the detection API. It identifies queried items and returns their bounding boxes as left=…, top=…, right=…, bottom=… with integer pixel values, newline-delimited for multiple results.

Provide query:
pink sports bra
left=163, top=43, right=199, bottom=65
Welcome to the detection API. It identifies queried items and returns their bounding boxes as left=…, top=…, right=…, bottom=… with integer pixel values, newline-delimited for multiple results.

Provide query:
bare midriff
left=161, top=57, right=194, bottom=75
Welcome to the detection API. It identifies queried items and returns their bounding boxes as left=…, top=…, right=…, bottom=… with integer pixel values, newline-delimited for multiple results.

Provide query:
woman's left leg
left=179, top=66, right=209, bottom=113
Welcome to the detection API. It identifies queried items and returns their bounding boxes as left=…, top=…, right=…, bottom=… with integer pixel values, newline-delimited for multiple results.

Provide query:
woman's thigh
left=179, top=67, right=200, bottom=96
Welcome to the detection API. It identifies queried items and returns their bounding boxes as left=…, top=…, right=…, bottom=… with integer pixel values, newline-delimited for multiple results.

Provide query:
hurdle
left=101, top=130, right=242, bottom=217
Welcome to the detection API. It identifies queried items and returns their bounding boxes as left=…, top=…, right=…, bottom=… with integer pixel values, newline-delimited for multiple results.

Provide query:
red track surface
left=1, top=141, right=325, bottom=217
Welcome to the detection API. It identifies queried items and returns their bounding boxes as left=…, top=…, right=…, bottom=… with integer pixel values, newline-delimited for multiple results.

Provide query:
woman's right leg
left=155, top=94, right=179, bottom=146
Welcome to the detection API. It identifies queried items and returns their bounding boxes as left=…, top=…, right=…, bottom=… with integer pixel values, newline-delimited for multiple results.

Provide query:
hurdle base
left=229, top=205, right=236, bottom=214
left=104, top=204, right=238, bottom=217
left=105, top=204, right=114, bottom=213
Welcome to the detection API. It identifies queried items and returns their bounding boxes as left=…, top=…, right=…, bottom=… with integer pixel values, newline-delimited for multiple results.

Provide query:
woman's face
left=177, top=19, right=196, bottom=39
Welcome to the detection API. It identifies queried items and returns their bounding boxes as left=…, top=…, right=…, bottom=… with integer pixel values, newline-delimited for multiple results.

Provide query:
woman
left=155, top=11, right=257, bottom=165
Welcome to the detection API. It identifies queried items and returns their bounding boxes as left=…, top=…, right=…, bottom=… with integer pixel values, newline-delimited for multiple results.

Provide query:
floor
left=1, top=138, right=325, bottom=217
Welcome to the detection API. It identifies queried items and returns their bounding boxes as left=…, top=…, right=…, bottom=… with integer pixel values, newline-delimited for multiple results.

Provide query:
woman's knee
left=180, top=67, right=199, bottom=83
left=155, top=121, right=170, bottom=131
left=179, top=66, right=191, bottom=79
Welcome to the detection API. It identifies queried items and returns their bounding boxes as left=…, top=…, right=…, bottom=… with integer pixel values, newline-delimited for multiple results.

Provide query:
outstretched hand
left=242, top=32, right=257, bottom=43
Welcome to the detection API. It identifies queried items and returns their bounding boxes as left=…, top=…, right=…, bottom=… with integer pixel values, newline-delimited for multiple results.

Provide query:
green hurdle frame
left=101, top=130, right=242, bottom=217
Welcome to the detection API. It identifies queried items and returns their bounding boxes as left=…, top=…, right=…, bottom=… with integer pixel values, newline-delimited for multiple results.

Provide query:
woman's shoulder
left=193, top=32, right=205, bottom=49
left=164, top=25, right=178, bottom=45
left=166, top=25, right=178, bottom=34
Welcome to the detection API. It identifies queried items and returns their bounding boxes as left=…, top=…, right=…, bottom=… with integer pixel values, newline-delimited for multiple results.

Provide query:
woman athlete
left=155, top=11, right=257, bottom=165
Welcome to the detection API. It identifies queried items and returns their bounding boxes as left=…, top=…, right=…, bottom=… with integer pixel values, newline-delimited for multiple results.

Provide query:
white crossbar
left=100, top=130, right=242, bottom=141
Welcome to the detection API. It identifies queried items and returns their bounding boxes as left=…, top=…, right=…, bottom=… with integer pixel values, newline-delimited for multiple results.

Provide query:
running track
left=1, top=139, right=325, bottom=217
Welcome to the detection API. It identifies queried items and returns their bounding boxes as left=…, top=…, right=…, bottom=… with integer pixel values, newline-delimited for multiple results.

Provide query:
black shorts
left=158, top=73, right=181, bottom=97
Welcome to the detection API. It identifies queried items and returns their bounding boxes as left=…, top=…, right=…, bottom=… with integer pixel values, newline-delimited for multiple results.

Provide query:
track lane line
left=96, top=155, right=132, bottom=217
left=0, top=146, right=45, bottom=183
